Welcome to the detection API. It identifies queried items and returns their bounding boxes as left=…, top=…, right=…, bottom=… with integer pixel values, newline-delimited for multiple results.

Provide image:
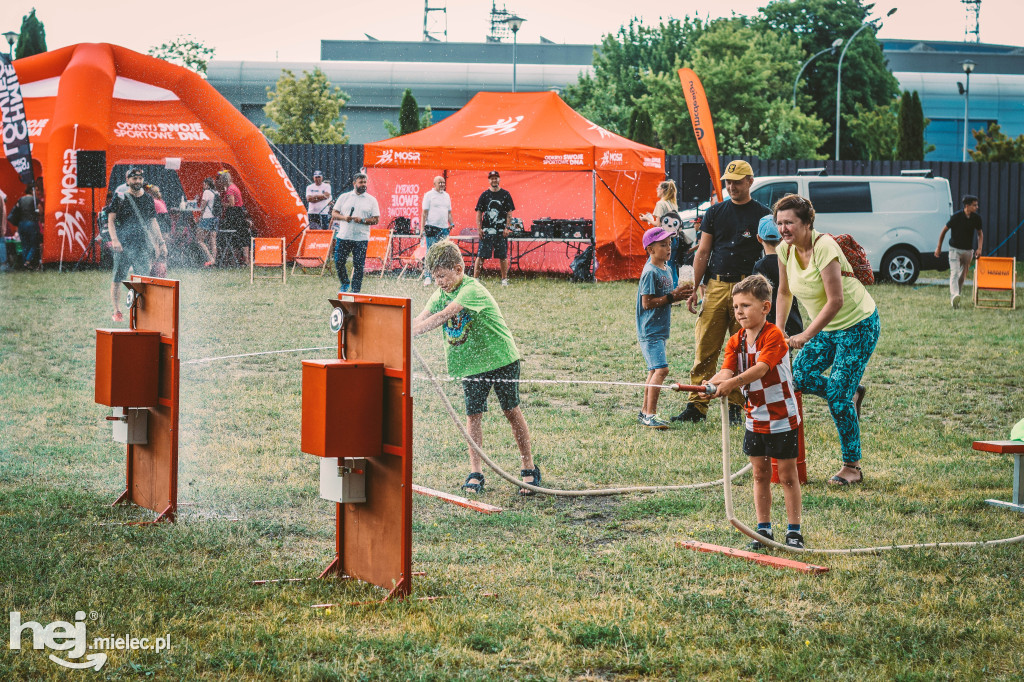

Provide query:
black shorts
left=462, top=360, right=521, bottom=415
left=743, top=429, right=799, bottom=460
left=478, top=234, right=508, bottom=260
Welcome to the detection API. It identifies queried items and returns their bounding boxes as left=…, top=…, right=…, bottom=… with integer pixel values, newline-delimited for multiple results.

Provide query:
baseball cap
left=313, top=170, right=323, bottom=176
left=642, top=226, right=672, bottom=250
left=721, top=160, right=754, bottom=181
left=488, top=170, right=500, bottom=178
left=757, top=215, right=781, bottom=241
left=126, top=167, right=145, bottom=179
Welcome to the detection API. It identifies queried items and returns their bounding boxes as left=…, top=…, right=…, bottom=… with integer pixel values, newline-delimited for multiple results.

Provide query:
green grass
left=2, top=266, right=1023, bottom=680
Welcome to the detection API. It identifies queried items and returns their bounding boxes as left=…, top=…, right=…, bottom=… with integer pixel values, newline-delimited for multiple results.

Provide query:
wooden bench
left=973, top=440, right=1024, bottom=512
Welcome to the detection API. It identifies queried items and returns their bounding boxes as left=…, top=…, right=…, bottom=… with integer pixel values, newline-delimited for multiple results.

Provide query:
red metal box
left=301, top=360, right=384, bottom=458
left=95, top=329, right=161, bottom=407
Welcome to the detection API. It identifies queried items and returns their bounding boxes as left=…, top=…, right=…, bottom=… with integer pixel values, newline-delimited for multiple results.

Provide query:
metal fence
left=667, top=155, right=1024, bottom=259
left=270, top=145, right=1022, bottom=258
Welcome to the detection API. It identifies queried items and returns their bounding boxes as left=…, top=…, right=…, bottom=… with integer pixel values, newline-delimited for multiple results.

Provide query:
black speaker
left=679, top=162, right=712, bottom=203
left=78, top=151, right=107, bottom=188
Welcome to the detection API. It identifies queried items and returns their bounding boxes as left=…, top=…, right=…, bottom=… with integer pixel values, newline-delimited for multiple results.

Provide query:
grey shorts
left=112, top=239, right=152, bottom=282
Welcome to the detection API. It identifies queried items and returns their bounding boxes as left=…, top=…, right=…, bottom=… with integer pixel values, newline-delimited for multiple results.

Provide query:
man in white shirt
left=331, top=172, right=380, bottom=294
left=305, top=171, right=332, bottom=229
left=420, top=175, right=453, bottom=285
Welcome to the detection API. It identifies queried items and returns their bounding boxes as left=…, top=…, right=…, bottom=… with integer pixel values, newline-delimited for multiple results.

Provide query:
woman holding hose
left=774, top=194, right=877, bottom=486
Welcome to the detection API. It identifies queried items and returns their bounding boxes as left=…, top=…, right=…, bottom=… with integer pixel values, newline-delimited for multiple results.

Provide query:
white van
left=747, top=173, right=953, bottom=284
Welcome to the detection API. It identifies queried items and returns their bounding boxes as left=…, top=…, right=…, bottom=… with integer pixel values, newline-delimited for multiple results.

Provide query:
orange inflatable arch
left=0, top=43, right=307, bottom=265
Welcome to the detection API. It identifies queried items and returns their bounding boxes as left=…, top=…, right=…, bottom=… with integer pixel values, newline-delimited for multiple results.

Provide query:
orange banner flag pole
left=677, top=68, right=722, bottom=203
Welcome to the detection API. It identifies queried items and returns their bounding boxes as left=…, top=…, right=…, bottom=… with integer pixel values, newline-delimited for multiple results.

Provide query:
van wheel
left=882, top=248, right=920, bottom=285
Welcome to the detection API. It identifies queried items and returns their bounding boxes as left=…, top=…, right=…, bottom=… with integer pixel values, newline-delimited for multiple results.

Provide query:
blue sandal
left=519, top=466, right=542, bottom=496
left=461, top=472, right=485, bottom=494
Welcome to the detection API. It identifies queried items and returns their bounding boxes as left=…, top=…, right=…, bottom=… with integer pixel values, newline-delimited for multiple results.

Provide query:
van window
left=751, top=182, right=798, bottom=210
left=809, top=182, right=872, bottom=213
left=872, top=182, right=939, bottom=213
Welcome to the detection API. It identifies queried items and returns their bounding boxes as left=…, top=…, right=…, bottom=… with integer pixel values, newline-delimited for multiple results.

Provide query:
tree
left=758, top=0, right=900, bottom=159
left=970, top=123, right=1024, bottom=162
left=148, top=36, right=216, bottom=78
left=562, top=17, right=706, bottom=136
left=382, top=89, right=433, bottom=138
left=626, top=105, right=657, bottom=147
left=262, top=68, right=349, bottom=144
left=895, top=90, right=932, bottom=161
left=15, top=9, right=46, bottom=59
left=847, top=99, right=898, bottom=161
left=636, top=18, right=827, bottom=159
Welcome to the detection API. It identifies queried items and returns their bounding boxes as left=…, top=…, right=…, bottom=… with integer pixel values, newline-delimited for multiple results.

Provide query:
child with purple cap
left=636, top=226, right=694, bottom=428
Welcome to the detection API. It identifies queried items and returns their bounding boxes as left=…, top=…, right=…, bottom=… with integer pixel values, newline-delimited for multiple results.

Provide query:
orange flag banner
left=677, top=68, right=722, bottom=202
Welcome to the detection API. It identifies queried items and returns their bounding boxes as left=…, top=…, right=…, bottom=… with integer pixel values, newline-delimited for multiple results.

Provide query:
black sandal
left=519, top=466, right=542, bottom=496
left=828, top=464, right=863, bottom=486
left=461, top=472, right=485, bottom=494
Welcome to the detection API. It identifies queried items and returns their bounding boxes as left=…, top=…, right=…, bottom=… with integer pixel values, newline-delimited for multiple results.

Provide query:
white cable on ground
left=181, top=346, right=334, bottom=366
left=714, top=398, right=1024, bottom=555
left=412, top=347, right=751, bottom=497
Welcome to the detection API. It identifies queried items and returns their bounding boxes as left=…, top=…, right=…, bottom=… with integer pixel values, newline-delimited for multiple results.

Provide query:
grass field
left=2, top=264, right=1024, bottom=680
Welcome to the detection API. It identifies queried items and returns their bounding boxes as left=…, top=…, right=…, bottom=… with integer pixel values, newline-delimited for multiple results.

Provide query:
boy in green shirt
left=413, top=241, right=540, bottom=496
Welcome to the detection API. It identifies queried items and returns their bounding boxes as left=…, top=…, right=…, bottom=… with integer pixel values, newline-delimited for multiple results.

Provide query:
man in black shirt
left=675, top=160, right=770, bottom=424
left=934, top=194, right=983, bottom=309
left=107, top=167, right=165, bottom=321
left=474, top=171, right=515, bottom=286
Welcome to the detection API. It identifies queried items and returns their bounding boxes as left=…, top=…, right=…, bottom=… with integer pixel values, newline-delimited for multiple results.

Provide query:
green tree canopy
left=970, top=123, right=1024, bottom=162
left=382, top=89, right=433, bottom=138
left=895, top=90, right=932, bottom=160
left=637, top=18, right=827, bottom=159
left=627, top=105, right=657, bottom=147
left=847, top=99, right=898, bottom=161
left=562, top=17, right=706, bottom=137
left=15, top=9, right=46, bottom=59
left=262, top=68, right=349, bottom=144
left=147, top=36, right=216, bottom=77
left=758, top=0, right=900, bottom=159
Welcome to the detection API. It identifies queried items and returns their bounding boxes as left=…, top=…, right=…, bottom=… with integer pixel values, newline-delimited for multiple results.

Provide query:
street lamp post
left=793, top=38, right=843, bottom=108
left=505, top=15, right=525, bottom=93
left=3, top=31, right=17, bottom=59
left=835, top=7, right=897, bottom=160
left=961, top=59, right=976, bottom=162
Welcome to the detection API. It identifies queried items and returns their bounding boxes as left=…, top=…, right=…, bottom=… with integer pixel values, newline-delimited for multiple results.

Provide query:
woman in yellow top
left=774, top=194, right=879, bottom=486
left=642, top=179, right=681, bottom=285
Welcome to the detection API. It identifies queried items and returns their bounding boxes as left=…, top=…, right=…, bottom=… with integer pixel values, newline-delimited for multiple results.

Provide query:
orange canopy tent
left=363, top=92, right=665, bottom=281
left=0, top=43, right=308, bottom=266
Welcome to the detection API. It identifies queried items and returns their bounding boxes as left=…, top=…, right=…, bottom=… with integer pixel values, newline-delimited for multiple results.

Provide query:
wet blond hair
left=424, top=240, right=463, bottom=273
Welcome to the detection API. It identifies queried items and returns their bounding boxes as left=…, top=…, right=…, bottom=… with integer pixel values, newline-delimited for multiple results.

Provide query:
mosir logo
left=55, top=148, right=89, bottom=255
left=375, top=149, right=422, bottom=165
left=643, top=157, right=662, bottom=169
left=543, top=153, right=585, bottom=166
left=466, top=116, right=523, bottom=137
left=599, top=151, right=623, bottom=167
left=588, top=123, right=614, bottom=139
left=9, top=611, right=171, bottom=671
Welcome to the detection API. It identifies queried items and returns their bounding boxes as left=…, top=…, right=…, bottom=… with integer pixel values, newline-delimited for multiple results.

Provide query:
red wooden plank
left=412, top=484, right=505, bottom=514
left=973, top=440, right=1024, bottom=454
left=677, top=540, right=830, bottom=574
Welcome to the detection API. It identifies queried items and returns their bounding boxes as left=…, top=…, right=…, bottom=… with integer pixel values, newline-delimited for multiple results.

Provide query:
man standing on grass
left=107, top=167, right=166, bottom=321
left=331, top=172, right=379, bottom=294
left=474, top=171, right=515, bottom=287
left=935, top=194, right=984, bottom=309
left=421, top=175, right=453, bottom=287
left=675, top=160, right=770, bottom=426
left=305, top=171, right=332, bottom=229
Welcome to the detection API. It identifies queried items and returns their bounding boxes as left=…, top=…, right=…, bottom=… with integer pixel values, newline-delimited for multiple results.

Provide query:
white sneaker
left=501, top=279, right=509, bottom=287
left=423, top=276, right=432, bottom=287
left=952, top=294, right=961, bottom=309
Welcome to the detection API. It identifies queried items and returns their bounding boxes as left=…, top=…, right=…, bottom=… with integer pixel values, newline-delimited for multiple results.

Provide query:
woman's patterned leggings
left=792, top=309, right=880, bottom=464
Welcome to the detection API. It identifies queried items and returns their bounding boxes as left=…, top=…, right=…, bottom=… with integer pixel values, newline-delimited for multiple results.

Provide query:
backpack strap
left=812, top=232, right=855, bottom=279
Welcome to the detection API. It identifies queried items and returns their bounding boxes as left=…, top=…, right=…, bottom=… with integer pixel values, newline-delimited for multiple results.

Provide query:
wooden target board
left=316, top=293, right=413, bottom=599
left=110, top=276, right=180, bottom=522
